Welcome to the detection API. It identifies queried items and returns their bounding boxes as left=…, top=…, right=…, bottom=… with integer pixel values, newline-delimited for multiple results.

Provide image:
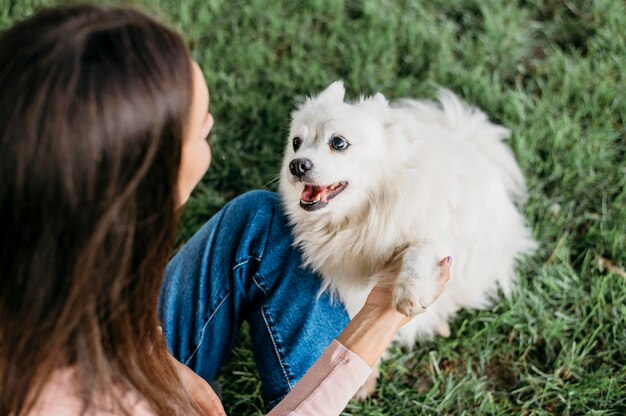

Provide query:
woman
left=0, top=5, right=449, bottom=416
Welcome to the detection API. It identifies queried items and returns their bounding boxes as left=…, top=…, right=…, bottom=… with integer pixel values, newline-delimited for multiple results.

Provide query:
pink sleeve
left=267, top=340, right=372, bottom=416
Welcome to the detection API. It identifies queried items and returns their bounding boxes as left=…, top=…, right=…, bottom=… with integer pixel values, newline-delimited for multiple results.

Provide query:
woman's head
left=180, top=61, right=213, bottom=203
left=0, top=5, right=207, bottom=415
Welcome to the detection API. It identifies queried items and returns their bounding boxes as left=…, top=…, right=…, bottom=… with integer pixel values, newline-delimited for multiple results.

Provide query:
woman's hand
left=168, top=353, right=227, bottom=416
left=365, top=256, right=452, bottom=324
left=337, top=256, right=451, bottom=366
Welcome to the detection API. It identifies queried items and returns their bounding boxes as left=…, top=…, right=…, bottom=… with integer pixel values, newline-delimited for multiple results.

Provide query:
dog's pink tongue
left=302, top=185, right=322, bottom=202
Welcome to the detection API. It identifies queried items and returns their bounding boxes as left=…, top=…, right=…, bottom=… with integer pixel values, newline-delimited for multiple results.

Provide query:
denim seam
left=251, top=274, right=268, bottom=297
left=233, top=255, right=262, bottom=272
left=184, top=289, right=232, bottom=366
left=252, top=274, right=294, bottom=391
left=260, top=305, right=294, bottom=391
left=233, top=256, right=294, bottom=389
left=258, top=201, right=275, bottom=262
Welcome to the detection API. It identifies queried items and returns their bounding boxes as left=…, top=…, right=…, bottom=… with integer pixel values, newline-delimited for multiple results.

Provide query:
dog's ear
left=358, top=91, right=389, bottom=115
left=372, top=92, right=388, bottom=107
left=317, top=80, right=345, bottom=102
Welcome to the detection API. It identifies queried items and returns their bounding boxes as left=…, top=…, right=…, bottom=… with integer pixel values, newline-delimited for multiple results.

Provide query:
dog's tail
left=397, top=90, right=527, bottom=202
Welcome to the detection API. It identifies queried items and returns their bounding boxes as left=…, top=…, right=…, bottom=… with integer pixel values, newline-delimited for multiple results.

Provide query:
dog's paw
left=391, top=274, right=440, bottom=318
left=436, top=321, right=451, bottom=338
left=391, top=282, right=425, bottom=317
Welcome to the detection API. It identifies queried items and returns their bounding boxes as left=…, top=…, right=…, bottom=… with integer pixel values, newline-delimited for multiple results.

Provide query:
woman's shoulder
left=28, top=368, right=154, bottom=416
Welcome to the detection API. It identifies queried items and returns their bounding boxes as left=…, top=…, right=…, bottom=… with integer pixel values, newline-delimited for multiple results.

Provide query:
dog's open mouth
left=299, top=181, right=348, bottom=211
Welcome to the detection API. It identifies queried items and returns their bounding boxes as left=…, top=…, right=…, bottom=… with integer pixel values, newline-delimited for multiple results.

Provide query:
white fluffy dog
left=279, top=80, right=536, bottom=364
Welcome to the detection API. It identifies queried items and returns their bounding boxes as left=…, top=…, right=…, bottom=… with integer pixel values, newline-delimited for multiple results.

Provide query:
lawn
left=2, top=0, right=624, bottom=414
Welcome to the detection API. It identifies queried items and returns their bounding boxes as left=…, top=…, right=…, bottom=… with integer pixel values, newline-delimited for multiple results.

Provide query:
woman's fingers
left=434, top=256, right=452, bottom=300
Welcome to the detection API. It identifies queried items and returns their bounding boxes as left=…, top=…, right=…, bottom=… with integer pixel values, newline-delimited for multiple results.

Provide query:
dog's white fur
left=279, top=81, right=536, bottom=346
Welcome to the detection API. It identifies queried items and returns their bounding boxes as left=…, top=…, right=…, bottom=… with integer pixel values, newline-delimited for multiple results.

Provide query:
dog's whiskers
left=265, top=174, right=281, bottom=191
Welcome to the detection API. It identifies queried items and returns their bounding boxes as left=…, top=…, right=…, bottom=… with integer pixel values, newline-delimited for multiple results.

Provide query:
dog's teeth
left=315, top=194, right=321, bottom=201
left=300, top=198, right=318, bottom=205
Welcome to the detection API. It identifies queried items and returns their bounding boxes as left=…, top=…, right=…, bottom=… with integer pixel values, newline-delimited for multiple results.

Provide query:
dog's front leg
left=392, top=242, right=445, bottom=318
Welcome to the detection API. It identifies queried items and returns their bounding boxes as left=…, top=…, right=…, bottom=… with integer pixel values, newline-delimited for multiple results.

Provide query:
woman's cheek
left=202, top=140, right=211, bottom=172
left=190, top=138, right=211, bottom=185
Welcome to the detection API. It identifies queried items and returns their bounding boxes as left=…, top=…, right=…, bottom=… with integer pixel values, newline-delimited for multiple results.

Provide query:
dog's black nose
left=289, top=158, right=313, bottom=178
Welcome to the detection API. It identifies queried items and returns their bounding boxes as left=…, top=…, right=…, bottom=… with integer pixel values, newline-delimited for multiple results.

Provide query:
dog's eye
left=329, top=136, right=350, bottom=151
left=292, top=137, right=303, bottom=152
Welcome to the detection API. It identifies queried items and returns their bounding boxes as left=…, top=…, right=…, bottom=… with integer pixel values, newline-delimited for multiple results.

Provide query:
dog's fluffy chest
left=291, top=205, right=411, bottom=285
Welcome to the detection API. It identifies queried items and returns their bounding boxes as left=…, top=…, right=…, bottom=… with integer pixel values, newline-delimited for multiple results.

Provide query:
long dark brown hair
left=0, top=5, right=202, bottom=415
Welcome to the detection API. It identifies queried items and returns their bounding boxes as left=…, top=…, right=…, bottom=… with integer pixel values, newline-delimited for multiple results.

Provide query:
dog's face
left=280, top=81, right=393, bottom=221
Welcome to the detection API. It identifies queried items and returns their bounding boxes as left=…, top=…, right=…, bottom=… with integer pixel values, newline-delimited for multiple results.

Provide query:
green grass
left=2, top=0, right=625, bottom=414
